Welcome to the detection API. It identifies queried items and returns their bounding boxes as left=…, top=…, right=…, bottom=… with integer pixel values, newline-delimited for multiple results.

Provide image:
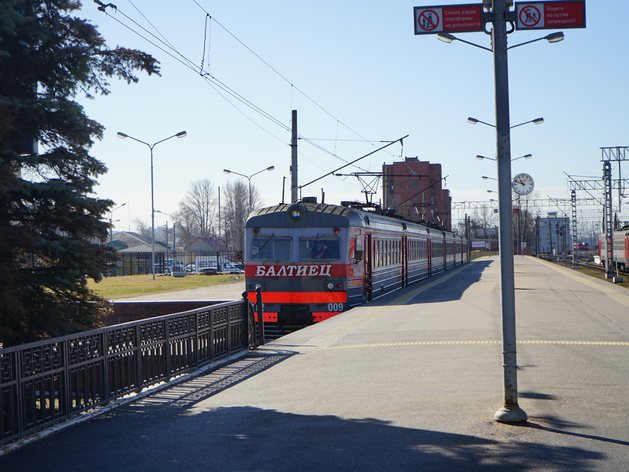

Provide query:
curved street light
left=438, top=31, right=564, bottom=52
left=108, top=203, right=126, bottom=246
left=477, top=153, right=532, bottom=162
left=156, top=209, right=178, bottom=271
left=223, top=166, right=275, bottom=214
left=117, top=130, right=187, bottom=280
left=108, top=203, right=126, bottom=276
left=468, top=117, right=544, bottom=129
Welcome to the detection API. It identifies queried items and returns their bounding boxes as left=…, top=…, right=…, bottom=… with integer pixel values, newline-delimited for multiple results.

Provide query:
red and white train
left=245, top=198, right=469, bottom=330
left=599, top=230, right=629, bottom=272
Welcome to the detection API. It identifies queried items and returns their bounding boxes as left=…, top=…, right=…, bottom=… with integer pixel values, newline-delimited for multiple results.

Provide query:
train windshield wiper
left=257, top=234, right=275, bottom=253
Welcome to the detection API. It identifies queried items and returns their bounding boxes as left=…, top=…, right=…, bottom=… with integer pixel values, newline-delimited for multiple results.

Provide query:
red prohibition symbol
left=519, top=5, right=541, bottom=27
left=418, top=10, right=439, bottom=31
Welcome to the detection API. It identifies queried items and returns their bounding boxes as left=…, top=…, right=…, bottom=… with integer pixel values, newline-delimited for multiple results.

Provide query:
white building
left=538, top=213, right=571, bottom=255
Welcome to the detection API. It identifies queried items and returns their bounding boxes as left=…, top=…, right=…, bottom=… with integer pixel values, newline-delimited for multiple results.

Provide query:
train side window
left=299, top=238, right=340, bottom=260
left=251, top=237, right=292, bottom=260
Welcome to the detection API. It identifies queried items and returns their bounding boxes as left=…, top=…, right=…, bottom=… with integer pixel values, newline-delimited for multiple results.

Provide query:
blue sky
left=76, top=1, right=628, bottom=233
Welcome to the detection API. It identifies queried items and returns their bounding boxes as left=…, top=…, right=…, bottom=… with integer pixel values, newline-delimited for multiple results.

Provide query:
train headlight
left=287, top=204, right=305, bottom=223
left=327, top=282, right=335, bottom=290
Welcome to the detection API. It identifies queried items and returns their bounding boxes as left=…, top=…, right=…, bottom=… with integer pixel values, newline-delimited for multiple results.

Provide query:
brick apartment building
left=382, top=157, right=452, bottom=230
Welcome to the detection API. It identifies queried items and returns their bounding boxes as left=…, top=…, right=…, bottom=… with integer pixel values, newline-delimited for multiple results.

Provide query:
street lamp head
left=437, top=33, right=456, bottom=44
left=266, top=166, right=275, bottom=172
left=176, top=131, right=187, bottom=138
left=223, top=169, right=232, bottom=174
left=117, top=132, right=128, bottom=139
left=546, top=32, right=564, bottom=43
left=477, top=155, right=495, bottom=161
left=533, top=117, right=544, bottom=125
left=468, top=117, right=496, bottom=128
left=523, top=153, right=532, bottom=159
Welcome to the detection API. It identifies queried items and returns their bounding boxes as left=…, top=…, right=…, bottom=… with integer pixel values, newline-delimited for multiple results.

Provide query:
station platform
left=2, top=256, right=629, bottom=471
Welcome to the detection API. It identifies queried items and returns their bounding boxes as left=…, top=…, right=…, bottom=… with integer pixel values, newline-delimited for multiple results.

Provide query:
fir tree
left=0, top=0, right=160, bottom=346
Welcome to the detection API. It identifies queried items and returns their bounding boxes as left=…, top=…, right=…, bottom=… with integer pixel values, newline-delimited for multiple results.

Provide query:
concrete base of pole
left=494, top=405, right=528, bottom=423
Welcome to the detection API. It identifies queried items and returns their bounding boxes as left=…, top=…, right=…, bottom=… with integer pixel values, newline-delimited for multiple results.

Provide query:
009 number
left=328, top=303, right=344, bottom=312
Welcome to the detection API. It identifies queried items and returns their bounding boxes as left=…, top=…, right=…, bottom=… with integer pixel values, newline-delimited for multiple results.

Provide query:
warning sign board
left=515, top=1, right=586, bottom=30
left=414, top=4, right=484, bottom=35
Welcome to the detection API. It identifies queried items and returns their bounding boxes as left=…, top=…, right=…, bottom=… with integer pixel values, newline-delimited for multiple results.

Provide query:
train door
left=402, top=235, right=408, bottom=287
left=427, top=238, right=432, bottom=276
left=364, top=234, right=373, bottom=301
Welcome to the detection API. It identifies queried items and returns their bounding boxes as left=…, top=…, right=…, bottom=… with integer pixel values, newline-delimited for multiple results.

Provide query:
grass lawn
left=88, top=274, right=244, bottom=299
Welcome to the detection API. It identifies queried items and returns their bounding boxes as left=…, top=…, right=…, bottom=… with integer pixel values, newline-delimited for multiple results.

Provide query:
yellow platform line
left=302, top=264, right=471, bottom=350
left=322, top=339, right=629, bottom=351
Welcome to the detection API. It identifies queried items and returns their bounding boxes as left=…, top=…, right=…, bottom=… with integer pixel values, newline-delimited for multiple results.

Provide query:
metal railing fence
left=113, top=250, right=243, bottom=276
left=0, top=296, right=257, bottom=446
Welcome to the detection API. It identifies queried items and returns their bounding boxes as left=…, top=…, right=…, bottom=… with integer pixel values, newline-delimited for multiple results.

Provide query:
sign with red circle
left=417, top=9, right=440, bottom=32
left=413, top=4, right=484, bottom=35
left=515, top=1, right=586, bottom=30
left=519, top=5, right=541, bottom=27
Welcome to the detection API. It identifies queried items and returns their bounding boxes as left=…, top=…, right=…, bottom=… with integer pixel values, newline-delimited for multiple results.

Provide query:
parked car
left=198, top=267, right=218, bottom=275
left=184, top=264, right=196, bottom=272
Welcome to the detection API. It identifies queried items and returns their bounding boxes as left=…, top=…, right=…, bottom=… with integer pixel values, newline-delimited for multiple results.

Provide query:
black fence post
left=242, top=291, right=255, bottom=349
left=256, top=285, right=265, bottom=346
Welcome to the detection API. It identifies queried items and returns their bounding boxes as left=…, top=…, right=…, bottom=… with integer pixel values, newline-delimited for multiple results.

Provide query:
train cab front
left=244, top=202, right=350, bottom=331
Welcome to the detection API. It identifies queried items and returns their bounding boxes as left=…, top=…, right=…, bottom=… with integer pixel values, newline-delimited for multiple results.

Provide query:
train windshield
left=251, top=237, right=291, bottom=260
left=299, top=238, right=340, bottom=260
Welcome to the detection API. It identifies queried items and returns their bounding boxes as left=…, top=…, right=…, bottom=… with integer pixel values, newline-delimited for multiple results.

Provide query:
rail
left=0, top=294, right=261, bottom=446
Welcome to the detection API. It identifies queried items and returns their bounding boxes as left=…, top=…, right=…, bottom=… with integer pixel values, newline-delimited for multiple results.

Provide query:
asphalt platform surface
left=2, top=256, right=629, bottom=471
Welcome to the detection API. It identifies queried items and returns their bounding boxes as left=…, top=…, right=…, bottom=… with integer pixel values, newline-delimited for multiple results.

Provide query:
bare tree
left=173, top=208, right=199, bottom=247
left=223, top=180, right=262, bottom=251
left=472, top=205, right=498, bottom=239
left=133, top=218, right=151, bottom=238
left=514, top=192, right=540, bottom=251
left=176, top=179, right=218, bottom=239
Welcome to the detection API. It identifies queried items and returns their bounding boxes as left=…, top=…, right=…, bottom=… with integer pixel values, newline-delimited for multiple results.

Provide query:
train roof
left=247, top=200, right=457, bottom=237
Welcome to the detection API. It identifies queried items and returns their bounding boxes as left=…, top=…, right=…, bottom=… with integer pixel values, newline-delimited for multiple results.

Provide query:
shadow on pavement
left=0, top=349, right=610, bottom=472
left=371, top=259, right=494, bottom=307
left=0, top=405, right=606, bottom=471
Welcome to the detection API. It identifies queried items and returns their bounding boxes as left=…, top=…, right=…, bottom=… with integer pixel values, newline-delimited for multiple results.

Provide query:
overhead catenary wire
left=95, top=1, right=402, bottom=174
left=300, top=136, right=408, bottom=190
left=190, top=1, right=381, bottom=150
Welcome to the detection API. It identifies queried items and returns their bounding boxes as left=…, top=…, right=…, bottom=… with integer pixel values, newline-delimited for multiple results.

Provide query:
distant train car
left=245, top=198, right=469, bottom=330
left=599, top=231, right=629, bottom=272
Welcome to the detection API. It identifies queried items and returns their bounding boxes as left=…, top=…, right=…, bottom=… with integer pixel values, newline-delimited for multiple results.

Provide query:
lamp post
left=223, top=166, right=275, bottom=215
left=108, top=203, right=126, bottom=277
left=108, top=203, right=126, bottom=247
left=438, top=8, right=564, bottom=423
left=156, top=210, right=177, bottom=271
left=117, top=130, right=187, bottom=280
